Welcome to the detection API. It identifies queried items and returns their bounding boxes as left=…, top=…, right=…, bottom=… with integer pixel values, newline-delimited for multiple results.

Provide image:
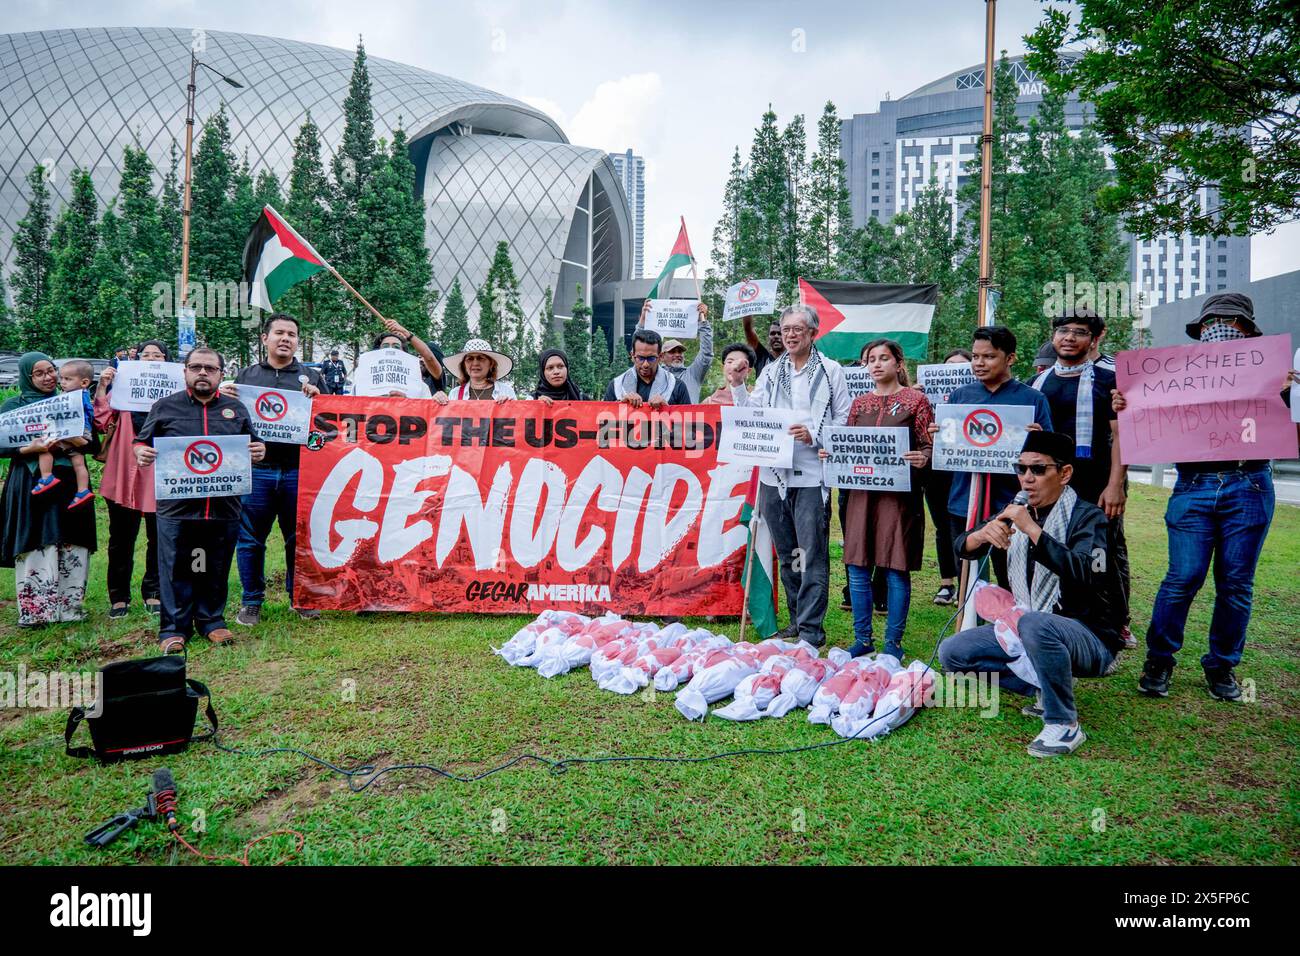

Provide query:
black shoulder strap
left=187, top=678, right=218, bottom=741
left=64, top=707, right=93, bottom=759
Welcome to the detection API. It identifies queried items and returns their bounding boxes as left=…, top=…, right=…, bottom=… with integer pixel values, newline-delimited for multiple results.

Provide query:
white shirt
left=732, top=352, right=852, bottom=489
left=451, top=380, right=517, bottom=401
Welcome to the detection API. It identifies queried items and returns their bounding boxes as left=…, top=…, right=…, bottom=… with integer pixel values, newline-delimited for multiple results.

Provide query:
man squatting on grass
left=939, top=430, right=1124, bottom=758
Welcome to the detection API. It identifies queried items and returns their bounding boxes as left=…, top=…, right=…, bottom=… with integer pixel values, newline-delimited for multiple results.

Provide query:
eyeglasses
left=1053, top=327, right=1093, bottom=340
left=186, top=364, right=221, bottom=374
left=633, top=354, right=659, bottom=364
left=1014, top=462, right=1061, bottom=476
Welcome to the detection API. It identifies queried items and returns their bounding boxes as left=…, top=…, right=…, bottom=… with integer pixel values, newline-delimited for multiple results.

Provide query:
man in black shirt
left=219, top=313, right=325, bottom=625
left=939, top=431, right=1121, bottom=757
left=742, top=314, right=784, bottom=376
left=1031, top=308, right=1130, bottom=646
left=135, top=347, right=265, bottom=652
left=603, top=328, right=691, bottom=406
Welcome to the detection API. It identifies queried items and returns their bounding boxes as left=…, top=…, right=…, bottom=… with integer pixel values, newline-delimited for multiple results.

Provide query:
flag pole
left=960, top=0, right=998, bottom=631
left=325, top=262, right=388, bottom=324
left=738, top=477, right=764, bottom=644
left=684, top=215, right=704, bottom=304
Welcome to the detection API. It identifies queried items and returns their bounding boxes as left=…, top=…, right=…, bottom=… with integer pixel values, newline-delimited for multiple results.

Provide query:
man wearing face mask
left=1114, top=293, right=1294, bottom=702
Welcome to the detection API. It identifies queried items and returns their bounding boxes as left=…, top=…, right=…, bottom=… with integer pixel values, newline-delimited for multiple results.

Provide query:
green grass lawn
left=1, top=483, right=1296, bottom=865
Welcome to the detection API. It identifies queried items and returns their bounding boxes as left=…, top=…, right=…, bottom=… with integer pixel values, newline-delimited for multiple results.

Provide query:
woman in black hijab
left=532, top=349, right=585, bottom=404
left=1, top=352, right=98, bottom=626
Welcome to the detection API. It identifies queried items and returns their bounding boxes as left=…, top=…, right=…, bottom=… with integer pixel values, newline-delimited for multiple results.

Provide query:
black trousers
left=923, top=470, right=958, bottom=580
left=156, top=516, right=239, bottom=640
left=106, top=500, right=159, bottom=606
left=950, top=514, right=1009, bottom=591
left=1109, top=513, right=1130, bottom=629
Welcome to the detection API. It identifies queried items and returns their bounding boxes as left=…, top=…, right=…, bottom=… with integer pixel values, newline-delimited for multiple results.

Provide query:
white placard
left=718, top=406, right=796, bottom=469
left=236, top=385, right=313, bottom=444
left=0, top=390, right=87, bottom=448
left=917, top=362, right=975, bottom=406
left=932, top=403, right=1034, bottom=474
left=722, top=279, right=779, bottom=322
left=109, top=361, right=186, bottom=412
left=353, top=348, right=423, bottom=397
left=843, top=366, right=878, bottom=399
left=644, top=299, right=699, bottom=339
left=1291, top=348, right=1300, bottom=424
left=154, top=434, right=252, bottom=500
left=824, top=426, right=911, bottom=491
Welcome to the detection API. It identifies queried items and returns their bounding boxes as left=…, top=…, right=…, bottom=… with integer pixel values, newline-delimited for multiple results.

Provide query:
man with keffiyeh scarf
left=730, top=304, right=850, bottom=648
left=939, top=430, right=1122, bottom=757
left=1031, top=307, right=1131, bottom=650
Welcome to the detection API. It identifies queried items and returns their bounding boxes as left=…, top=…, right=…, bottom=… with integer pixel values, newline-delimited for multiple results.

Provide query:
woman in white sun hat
left=433, top=338, right=517, bottom=404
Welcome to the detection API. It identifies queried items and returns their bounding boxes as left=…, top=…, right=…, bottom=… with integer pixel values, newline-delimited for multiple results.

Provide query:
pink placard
left=1115, top=334, right=1298, bottom=465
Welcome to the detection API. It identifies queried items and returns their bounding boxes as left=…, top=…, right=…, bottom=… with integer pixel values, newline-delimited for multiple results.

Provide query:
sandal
left=68, top=489, right=96, bottom=509
left=31, top=475, right=61, bottom=496
left=159, top=635, right=186, bottom=655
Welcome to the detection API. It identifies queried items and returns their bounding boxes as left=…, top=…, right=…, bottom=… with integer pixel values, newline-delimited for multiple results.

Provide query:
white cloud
left=565, top=72, right=663, bottom=153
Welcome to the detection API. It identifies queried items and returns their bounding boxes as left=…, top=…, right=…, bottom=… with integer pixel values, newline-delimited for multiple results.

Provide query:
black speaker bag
left=64, top=655, right=217, bottom=763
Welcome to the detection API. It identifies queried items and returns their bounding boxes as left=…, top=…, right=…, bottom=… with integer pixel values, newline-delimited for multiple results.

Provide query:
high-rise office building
left=840, top=55, right=1250, bottom=306
left=609, top=149, right=645, bottom=279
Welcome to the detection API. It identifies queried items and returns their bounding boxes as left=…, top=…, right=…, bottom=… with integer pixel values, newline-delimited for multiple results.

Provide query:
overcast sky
left=8, top=0, right=1297, bottom=284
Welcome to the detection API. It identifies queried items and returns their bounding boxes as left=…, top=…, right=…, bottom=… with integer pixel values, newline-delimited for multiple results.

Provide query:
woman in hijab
left=531, top=349, right=585, bottom=404
left=93, top=340, right=170, bottom=619
left=0, top=353, right=98, bottom=626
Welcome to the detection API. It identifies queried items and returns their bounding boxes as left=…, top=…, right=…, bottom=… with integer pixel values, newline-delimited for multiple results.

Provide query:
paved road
left=1130, top=467, right=1300, bottom=506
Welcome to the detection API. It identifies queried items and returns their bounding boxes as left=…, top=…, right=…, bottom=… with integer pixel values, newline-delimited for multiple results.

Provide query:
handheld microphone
left=1000, top=490, right=1030, bottom=527
left=152, top=768, right=179, bottom=832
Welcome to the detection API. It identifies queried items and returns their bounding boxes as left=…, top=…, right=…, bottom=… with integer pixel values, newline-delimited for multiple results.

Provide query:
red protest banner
left=294, top=396, right=753, bottom=615
left=1115, top=335, right=1298, bottom=466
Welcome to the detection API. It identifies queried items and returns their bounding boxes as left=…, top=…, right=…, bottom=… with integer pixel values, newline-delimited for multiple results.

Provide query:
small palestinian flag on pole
left=243, top=205, right=328, bottom=312
left=648, top=216, right=701, bottom=299
left=739, top=468, right=778, bottom=640
left=799, top=278, right=938, bottom=362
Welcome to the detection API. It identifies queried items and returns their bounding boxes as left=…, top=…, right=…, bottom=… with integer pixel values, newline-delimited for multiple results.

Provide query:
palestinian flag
left=799, top=278, right=937, bottom=362
left=243, top=205, right=328, bottom=312
left=647, top=217, right=695, bottom=298
left=742, top=469, right=778, bottom=638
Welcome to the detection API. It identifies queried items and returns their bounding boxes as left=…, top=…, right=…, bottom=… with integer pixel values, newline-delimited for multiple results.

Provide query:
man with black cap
left=321, top=349, right=348, bottom=395
left=1114, top=292, right=1293, bottom=702
left=938, top=430, right=1122, bottom=757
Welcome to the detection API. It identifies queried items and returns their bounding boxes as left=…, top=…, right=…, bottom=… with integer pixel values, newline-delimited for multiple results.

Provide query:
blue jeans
left=236, top=465, right=300, bottom=608
left=1146, top=465, right=1275, bottom=670
left=939, top=613, right=1113, bottom=724
left=846, top=564, right=910, bottom=658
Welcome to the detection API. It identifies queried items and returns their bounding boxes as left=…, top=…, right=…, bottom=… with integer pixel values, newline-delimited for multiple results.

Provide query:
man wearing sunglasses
left=604, top=328, right=691, bottom=407
left=134, top=347, right=266, bottom=653
left=939, top=430, right=1122, bottom=757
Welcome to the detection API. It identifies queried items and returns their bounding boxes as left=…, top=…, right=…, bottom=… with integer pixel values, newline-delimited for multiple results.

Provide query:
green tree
left=781, top=113, right=809, bottom=290
left=160, top=142, right=183, bottom=277
left=539, top=285, right=562, bottom=353
left=1027, top=0, right=1299, bottom=237
left=737, top=107, right=791, bottom=297
left=328, top=38, right=378, bottom=346
left=41, top=169, right=100, bottom=356
left=0, top=271, right=14, bottom=352
left=285, top=113, right=331, bottom=354
left=10, top=164, right=53, bottom=336
left=806, top=101, right=856, bottom=279
left=476, top=240, right=524, bottom=349
left=564, top=288, right=596, bottom=398
left=88, top=203, right=134, bottom=354
left=352, top=128, right=434, bottom=352
left=440, top=276, right=471, bottom=354
left=117, top=143, right=172, bottom=343
left=188, top=104, right=245, bottom=356
left=892, top=180, right=960, bottom=361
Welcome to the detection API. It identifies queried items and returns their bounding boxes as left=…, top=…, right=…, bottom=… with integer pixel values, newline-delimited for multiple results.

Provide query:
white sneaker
left=1027, top=723, right=1087, bottom=758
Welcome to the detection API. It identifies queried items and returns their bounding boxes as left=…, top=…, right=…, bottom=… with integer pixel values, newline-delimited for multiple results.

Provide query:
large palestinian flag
left=243, top=205, right=328, bottom=312
left=799, top=278, right=938, bottom=362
